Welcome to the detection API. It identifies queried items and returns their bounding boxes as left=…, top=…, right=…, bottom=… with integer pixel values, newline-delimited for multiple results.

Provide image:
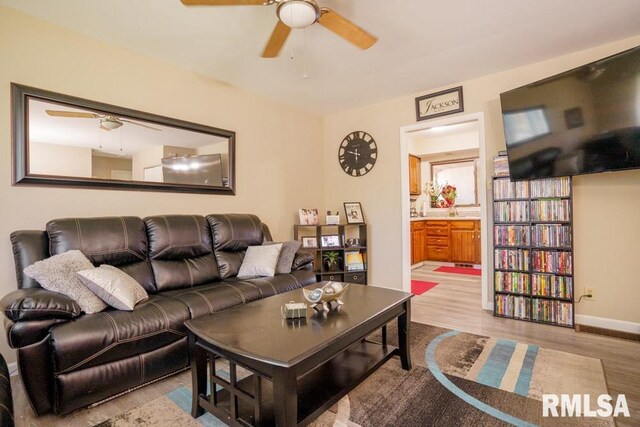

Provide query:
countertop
left=410, top=217, right=480, bottom=221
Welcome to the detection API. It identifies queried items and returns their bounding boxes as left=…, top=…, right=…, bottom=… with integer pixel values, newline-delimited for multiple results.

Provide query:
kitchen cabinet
left=450, top=220, right=481, bottom=264
left=409, top=155, right=422, bottom=196
left=411, top=220, right=426, bottom=264
left=411, top=219, right=481, bottom=264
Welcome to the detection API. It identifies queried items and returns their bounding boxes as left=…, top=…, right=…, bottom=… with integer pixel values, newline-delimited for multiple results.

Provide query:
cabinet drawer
left=322, top=273, right=343, bottom=282
left=426, top=220, right=448, bottom=227
left=426, top=226, right=449, bottom=237
left=427, top=236, right=449, bottom=247
left=450, top=220, right=476, bottom=230
left=345, top=272, right=366, bottom=284
left=426, top=246, right=450, bottom=261
left=411, top=220, right=426, bottom=231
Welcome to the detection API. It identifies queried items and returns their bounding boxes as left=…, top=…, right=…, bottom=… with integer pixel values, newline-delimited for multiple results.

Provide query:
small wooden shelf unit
left=294, top=224, right=368, bottom=284
left=492, top=175, right=575, bottom=328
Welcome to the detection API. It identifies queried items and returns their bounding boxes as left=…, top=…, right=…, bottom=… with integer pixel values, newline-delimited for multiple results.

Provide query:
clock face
left=338, top=131, right=377, bottom=177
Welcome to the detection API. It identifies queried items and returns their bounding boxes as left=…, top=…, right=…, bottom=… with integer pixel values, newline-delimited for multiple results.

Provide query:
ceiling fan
left=45, top=110, right=161, bottom=132
left=181, top=0, right=377, bottom=58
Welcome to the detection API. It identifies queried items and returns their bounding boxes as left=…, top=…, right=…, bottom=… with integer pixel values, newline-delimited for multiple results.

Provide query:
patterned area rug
left=95, top=323, right=612, bottom=427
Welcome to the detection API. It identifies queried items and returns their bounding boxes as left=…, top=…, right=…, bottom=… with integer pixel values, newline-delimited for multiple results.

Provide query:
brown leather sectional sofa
left=1, top=213, right=316, bottom=415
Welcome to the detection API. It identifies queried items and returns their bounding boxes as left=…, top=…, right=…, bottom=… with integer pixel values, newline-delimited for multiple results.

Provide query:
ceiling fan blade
left=318, top=8, right=377, bottom=50
left=181, top=0, right=265, bottom=5
left=262, top=20, right=291, bottom=58
left=46, top=110, right=99, bottom=119
left=119, top=119, right=162, bottom=131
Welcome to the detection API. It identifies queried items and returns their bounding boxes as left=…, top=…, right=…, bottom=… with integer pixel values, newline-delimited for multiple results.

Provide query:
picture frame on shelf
left=345, top=251, right=365, bottom=271
left=320, top=234, right=341, bottom=248
left=301, top=237, right=317, bottom=248
left=344, top=202, right=364, bottom=224
left=345, top=238, right=360, bottom=247
left=298, top=208, right=319, bottom=225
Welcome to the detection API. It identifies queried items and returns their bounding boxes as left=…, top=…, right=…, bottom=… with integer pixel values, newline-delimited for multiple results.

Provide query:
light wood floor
left=412, top=262, right=640, bottom=426
left=10, top=266, right=640, bottom=426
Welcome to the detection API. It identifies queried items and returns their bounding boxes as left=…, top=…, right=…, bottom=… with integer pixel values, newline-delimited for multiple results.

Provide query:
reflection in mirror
left=14, top=84, right=235, bottom=194
left=431, top=159, right=478, bottom=205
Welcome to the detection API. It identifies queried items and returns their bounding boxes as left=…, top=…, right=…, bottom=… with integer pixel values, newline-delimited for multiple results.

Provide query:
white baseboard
left=575, top=314, right=640, bottom=334
left=7, top=362, right=18, bottom=377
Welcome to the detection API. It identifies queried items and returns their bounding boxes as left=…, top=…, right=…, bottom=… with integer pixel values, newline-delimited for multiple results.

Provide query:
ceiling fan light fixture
left=100, top=117, right=123, bottom=130
left=277, top=0, right=319, bottom=29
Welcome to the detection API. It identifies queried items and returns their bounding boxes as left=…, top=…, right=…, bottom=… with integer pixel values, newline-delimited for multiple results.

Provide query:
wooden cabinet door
left=411, top=230, right=418, bottom=264
left=409, top=155, right=421, bottom=195
left=411, top=229, right=426, bottom=264
left=474, top=222, right=481, bottom=264
left=451, top=229, right=476, bottom=263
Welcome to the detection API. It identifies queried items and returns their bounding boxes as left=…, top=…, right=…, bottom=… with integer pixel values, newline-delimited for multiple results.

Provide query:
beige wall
left=0, top=6, right=325, bottom=362
left=324, top=35, right=640, bottom=325
left=91, top=155, right=132, bottom=179
left=29, top=142, right=92, bottom=177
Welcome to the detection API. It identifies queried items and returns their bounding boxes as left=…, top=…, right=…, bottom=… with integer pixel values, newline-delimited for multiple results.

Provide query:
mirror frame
left=430, top=158, right=479, bottom=207
left=11, top=83, right=236, bottom=195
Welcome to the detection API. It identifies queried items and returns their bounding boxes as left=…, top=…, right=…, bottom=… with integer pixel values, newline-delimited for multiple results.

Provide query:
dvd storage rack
left=492, top=176, right=574, bottom=327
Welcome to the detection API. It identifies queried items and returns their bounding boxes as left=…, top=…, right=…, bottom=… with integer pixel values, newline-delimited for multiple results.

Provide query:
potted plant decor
left=322, top=251, right=342, bottom=272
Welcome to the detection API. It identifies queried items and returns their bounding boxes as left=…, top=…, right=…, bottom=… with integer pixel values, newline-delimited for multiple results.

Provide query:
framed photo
left=564, top=107, right=584, bottom=129
left=301, top=237, right=317, bottom=248
left=320, top=234, right=341, bottom=248
left=344, top=202, right=364, bottom=224
left=415, top=86, right=463, bottom=121
left=345, top=238, right=360, bottom=247
left=298, top=208, right=319, bottom=225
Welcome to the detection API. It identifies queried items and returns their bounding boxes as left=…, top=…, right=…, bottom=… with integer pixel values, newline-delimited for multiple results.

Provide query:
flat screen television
left=500, top=45, right=640, bottom=180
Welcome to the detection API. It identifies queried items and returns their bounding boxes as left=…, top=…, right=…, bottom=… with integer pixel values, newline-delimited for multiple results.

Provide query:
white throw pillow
left=237, top=243, right=283, bottom=278
left=77, top=264, right=149, bottom=311
left=23, top=250, right=107, bottom=314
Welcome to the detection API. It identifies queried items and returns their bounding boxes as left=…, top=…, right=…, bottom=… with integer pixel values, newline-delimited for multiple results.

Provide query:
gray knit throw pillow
left=24, top=250, right=107, bottom=314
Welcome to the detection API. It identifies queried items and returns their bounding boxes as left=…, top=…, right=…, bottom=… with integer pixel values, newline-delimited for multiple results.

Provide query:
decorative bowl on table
left=302, top=281, right=350, bottom=312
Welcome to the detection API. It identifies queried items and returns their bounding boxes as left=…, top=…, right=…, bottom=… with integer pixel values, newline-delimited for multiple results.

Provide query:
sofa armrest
left=291, top=251, right=315, bottom=271
left=1, top=289, right=81, bottom=322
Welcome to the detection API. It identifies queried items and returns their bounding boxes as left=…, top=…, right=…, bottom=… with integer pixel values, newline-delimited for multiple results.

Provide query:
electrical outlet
left=584, top=287, right=595, bottom=301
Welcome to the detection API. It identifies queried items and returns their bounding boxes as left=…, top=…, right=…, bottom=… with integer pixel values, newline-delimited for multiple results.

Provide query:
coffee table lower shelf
left=196, top=339, right=397, bottom=426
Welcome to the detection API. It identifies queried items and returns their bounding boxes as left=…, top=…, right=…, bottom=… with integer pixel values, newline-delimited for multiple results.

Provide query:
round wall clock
left=338, top=131, right=378, bottom=177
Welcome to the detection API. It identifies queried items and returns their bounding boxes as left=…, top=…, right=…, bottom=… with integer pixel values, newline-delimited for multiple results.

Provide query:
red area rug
left=411, top=280, right=439, bottom=295
left=434, top=266, right=482, bottom=276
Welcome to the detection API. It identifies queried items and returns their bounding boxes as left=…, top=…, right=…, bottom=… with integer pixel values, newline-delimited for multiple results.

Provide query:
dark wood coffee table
left=185, top=283, right=412, bottom=427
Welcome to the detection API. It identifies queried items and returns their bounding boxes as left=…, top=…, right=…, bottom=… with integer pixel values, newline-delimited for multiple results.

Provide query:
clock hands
left=347, top=149, right=359, bottom=161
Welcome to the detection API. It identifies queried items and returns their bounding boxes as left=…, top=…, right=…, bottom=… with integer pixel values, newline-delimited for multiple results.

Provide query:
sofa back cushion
left=46, top=217, right=156, bottom=293
left=10, top=231, right=49, bottom=289
left=207, top=214, right=264, bottom=279
left=145, top=215, right=220, bottom=291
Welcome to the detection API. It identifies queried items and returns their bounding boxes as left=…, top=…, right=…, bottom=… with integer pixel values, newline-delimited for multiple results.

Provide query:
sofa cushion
left=46, top=217, right=156, bottom=293
left=207, top=214, right=264, bottom=279
left=10, top=230, right=49, bottom=290
left=266, top=240, right=302, bottom=274
left=49, top=294, right=189, bottom=374
left=164, top=269, right=317, bottom=318
left=77, top=265, right=148, bottom=311
left=237, top=243, right=282, bottom=278
left=145, top=215, right=220, bottom=292
left=23, top=250, right=107, bottom=314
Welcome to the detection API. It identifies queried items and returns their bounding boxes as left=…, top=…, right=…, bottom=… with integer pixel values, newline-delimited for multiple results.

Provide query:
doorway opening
left=399, top=112, right=490, bottom=310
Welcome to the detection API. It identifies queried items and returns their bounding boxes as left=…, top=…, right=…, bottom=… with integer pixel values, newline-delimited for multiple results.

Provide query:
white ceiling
left=3, top=0, right=640, bottom=114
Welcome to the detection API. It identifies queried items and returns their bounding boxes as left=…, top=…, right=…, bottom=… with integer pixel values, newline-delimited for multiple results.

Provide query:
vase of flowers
left=441, top=184, right=457, bottom=207
left=425, top=182, right=442, bottom=208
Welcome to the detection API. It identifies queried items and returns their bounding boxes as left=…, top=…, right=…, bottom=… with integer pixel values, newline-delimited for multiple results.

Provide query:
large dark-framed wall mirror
left=12, top=83, right=236, bottom=194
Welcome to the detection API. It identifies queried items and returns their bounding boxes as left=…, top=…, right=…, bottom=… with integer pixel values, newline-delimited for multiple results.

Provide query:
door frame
left=399, top=112, right=491, bottom=310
